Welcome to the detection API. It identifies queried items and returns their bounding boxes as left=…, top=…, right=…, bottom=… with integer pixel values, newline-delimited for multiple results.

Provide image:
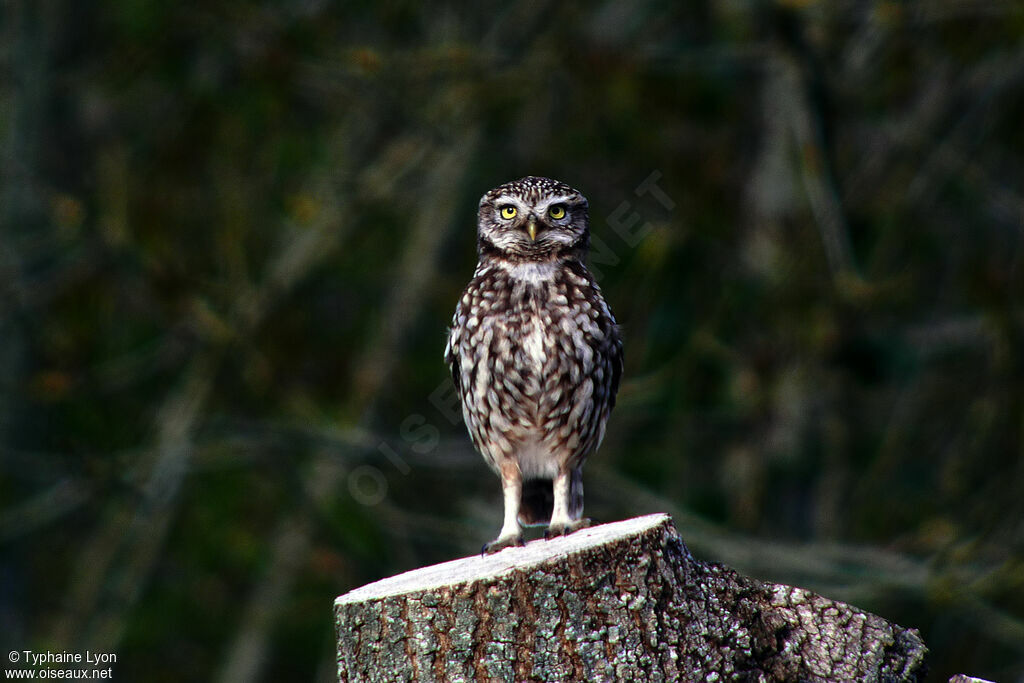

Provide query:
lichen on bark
left=335, top=514, right=927, bottom=682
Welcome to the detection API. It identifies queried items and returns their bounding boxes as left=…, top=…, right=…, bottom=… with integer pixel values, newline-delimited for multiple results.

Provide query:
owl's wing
left=443, top=307, right=464, bottom=401
left=608, top=328, right=624, bottom=410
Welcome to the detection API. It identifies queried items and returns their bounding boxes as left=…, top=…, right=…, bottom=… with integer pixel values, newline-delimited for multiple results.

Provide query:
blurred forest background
left=2, top=1, right=1023, bottom=681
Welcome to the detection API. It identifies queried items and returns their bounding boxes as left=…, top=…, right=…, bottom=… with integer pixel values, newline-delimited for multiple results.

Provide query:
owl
left=445, top=176, right=623, bottom=553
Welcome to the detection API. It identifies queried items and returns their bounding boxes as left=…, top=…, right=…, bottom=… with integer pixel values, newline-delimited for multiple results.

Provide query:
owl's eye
left=499, top=205, right=517, bottom=220
left=548, top=205, right=566, bottom=220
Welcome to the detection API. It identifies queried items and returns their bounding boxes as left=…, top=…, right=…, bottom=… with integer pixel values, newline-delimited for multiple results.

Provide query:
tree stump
left=334, top=514, right=927, bottom=682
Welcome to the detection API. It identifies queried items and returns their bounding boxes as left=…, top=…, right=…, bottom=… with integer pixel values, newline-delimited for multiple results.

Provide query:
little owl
left=445, top=176, right=622, bottom=553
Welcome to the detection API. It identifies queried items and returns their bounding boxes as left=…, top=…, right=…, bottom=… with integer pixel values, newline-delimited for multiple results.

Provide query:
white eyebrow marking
left=494, top=196, right=531, bottom=211
left=536, top=194, right=578, bottom=211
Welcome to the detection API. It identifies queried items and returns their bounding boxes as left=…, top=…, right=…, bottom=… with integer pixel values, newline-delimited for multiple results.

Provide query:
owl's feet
left=481, top=533, right=525, bottom=555
left=545, top=517, right=592, bottom=539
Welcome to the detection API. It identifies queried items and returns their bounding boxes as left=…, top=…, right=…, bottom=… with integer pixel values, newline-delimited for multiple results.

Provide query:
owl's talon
left=482, top=534, right=525, bottom=555
left=545, top=517, right=592, bottom=539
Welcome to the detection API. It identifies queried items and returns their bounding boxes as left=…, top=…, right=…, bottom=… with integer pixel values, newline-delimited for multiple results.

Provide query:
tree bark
left=334, top=514, right=928, bottom=682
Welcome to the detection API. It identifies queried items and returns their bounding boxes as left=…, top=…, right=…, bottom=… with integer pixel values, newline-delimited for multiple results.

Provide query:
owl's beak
left=526, top=219, right=537, bottom=241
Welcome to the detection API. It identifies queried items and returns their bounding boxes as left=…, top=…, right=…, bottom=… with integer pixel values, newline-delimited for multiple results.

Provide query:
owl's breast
left=451, top=261, right=618, bottom=461
left=519, top=318, right=548, bottom=372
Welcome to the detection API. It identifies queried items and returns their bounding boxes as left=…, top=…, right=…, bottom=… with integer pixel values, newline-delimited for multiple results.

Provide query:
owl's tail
left=518, top=479, right=552, bottom=526
left=518, top=470, right=584, bottom=527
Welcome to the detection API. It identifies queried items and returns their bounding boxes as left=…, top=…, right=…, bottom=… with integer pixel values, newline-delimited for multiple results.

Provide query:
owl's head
left=477, top=176, right=589, bottom=262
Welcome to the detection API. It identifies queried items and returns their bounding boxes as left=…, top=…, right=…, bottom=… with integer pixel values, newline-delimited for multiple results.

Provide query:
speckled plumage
left=445, top=176, right=623, bottom=552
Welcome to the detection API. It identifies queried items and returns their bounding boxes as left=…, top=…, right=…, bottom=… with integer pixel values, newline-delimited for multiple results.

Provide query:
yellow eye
left=499, top=205, right=517, bottom=219
left=548, top=205, right=566, bottom=220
